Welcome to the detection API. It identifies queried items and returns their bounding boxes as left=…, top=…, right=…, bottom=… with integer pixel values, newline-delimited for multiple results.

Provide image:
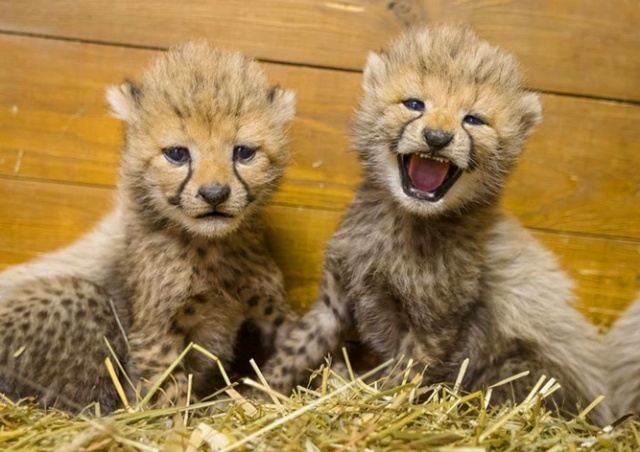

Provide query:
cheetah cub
left=605, top=296, right=640, bottom=417
left=262, top=25, right=612, bottom=425
left=0, top=42, right=297, bottom=412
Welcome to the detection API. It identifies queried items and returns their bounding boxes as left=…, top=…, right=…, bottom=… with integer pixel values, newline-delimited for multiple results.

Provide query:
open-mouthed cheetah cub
left=261, top=25, right=612, bottom=425
left=605, top=296, right=640, bottom=417
left=0, top=42, right=297, bottom=412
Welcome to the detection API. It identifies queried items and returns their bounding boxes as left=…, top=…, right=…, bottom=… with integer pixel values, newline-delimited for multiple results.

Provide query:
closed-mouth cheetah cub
left=0, top=42, right=297, bottom=412
left=261, top=25, right=612, bottom=425
left=605, top=296, right=640, bottom=417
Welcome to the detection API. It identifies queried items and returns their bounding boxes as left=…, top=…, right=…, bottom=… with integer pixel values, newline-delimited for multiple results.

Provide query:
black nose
left=423, top=128, right=453, bottom=150
left=198, top=183, right=231, bottom=206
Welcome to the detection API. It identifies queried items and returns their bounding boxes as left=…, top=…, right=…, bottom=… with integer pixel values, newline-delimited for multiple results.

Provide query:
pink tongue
left=408, top=154, right=450, bottom=193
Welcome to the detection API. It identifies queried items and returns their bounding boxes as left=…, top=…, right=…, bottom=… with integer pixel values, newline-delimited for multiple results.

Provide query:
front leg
left=260, top=269, right=352, bottom=395
left=388, top=329, right=438, bottom=385
left=244, top=265, right=297, bottom=354
left=128, top=316, right=191, bottom=407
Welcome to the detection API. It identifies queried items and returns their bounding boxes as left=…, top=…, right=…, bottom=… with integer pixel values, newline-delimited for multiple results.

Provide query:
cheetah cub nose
left=198, top=183, right=231, bottom=206
left=423, top=128, right=453, bottom=150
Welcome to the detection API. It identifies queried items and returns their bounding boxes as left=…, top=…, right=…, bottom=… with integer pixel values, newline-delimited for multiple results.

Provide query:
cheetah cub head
left=353, top=25, right=541, bottom=217
left=107, top=42, right=295, bottom=237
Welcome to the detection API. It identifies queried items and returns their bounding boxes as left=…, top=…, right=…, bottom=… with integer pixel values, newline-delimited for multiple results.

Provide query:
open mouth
left=196, top=211, right=235, bottom=220
left=398, top=153, right=462, bottom=202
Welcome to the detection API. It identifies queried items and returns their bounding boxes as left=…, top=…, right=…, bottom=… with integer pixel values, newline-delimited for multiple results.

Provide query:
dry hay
left=0, top=345, right=638, bottom=451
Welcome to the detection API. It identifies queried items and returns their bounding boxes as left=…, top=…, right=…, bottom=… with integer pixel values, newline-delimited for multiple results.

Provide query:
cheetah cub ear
left=362, top=51, right=388, bottom=92
left=106, top=80, right=142, bottom=122
left=267, top=84, right=296, bottom=124
left=518, top=91, right=543, bottom=137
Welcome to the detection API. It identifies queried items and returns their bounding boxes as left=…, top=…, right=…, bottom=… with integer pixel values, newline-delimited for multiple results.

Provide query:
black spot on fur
left=197, top=247, right=207, bottom=258
left=184, top=306, right=195, bottom=315
left=297, top=345, right=306, bottom=354
left=274, top=316, right=285, bottom=327
left=61, top=298, right=72, bottom=307
left=192, top=294, right=207, bottom=304
left=248, top=296, right=259, bottom=307
left=87, top=298, right=98, bottom=309
left=173, top=105, right=185, bottom=119
left=161, top=344, right=172, bottom=355
left=170, top=320, right=186, bottom=336
left=37, top=311, right=47, bottom=320
left=264, top=306, right=273, bottom=316
left=147, top=360, right=162, bottom=369
left=318, top=336, right=329, bottom=349
left=323, top=295, right=331, bottom=307
left=76, top=309, right=86, bottom=319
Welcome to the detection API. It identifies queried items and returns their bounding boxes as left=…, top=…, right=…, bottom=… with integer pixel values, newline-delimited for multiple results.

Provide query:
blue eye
left=163, top=146, right=191, bottom=165
left=402, top=98, right=425, bottom=112
left=463, top=115, right=486, bottom=126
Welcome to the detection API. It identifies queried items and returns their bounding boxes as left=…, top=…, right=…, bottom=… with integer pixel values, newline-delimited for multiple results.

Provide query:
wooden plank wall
left=0, top=1, right=638, bottom=327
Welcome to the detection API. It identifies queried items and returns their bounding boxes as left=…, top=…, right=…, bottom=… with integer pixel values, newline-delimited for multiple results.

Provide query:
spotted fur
left=0, top=42, right=297, bottom=411
left=261, top=25, right=612, bottom=426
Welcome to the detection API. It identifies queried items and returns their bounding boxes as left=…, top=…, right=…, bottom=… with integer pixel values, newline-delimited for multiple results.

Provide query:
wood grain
left=0, top=0, right=638, bottom=101
left=1, top=35, right=639, bottom=238
left=1, top=178, right=638, bottom=326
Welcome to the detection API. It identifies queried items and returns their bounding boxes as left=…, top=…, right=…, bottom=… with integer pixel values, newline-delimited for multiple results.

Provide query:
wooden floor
left=0, top=1, right=638, bottom=326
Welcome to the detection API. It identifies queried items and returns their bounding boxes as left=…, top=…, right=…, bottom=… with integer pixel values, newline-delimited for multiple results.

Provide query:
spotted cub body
left=262, top=26, right=612, bottom=425
left=0, top=42, right=296, bottom=411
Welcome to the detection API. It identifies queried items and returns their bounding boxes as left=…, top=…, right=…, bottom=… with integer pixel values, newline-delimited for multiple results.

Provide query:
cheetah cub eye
left=163, top=146, right=191, bottom=165
left=233, top=145, right=257, bottom=163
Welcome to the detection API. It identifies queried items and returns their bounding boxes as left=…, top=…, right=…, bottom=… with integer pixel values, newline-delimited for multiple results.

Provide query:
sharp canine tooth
left=412, top=153, right=449, bottom=163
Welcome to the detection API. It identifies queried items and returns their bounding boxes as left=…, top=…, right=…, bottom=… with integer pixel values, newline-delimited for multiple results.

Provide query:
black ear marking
left=124, top=79, right=143, bottom=103
left=267, top=85, right=281, bottom=102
